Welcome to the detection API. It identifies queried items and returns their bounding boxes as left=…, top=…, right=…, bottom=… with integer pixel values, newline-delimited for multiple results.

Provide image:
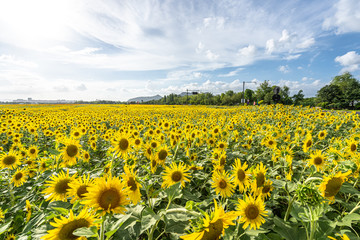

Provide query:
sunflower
left=42, top=208, right=98, bottom=240
left=216, top=141, right=228, bottom=151
left=232, top=158, right=249, bottom=193
left=237, top=195, right=268, bottom=230
left=303, top=134, right=313, bottom=153
left=180, top=200, right=238, bottom=240
left=11, top=168, right=28, bottom=187
left=82, top=151, right=90, bottom=163
left=0, top=208, right=4, bottom=222
left=263, top=137, right=277, bottom=149
left=133, top=138, right=142, bottom=149
left=258, top=180, right=273, bottom=199
left=25, top=200, right=31, bottom=222
left=5, top=234, right=16, bottom=240
left=68, top=174, right=94, bottom=203
left=308, top=150, right=326, bottom=172
left=112, top=134, right=132, bottom=159
left=252, top=162, right=268, bottom=190
left=60, top=139, right=82, bottom=166
left=346, top=139, right=358, bottom=156
left=328, top=233, right=350, bottom=240
left=162, top=162, right=191, bottom=188
left=82, top=175, right=130, bottom=215
left=318, top=130, right=327, bottom=140
left=121, top=165, right=142, bottom=205
left=0, top=150, right=21, bottom=170
left=38, top=158, right=50, bottom=172
left=319, top=170, right=351, bottom=202
left=155, top=145, right=171, bottom=165
left=42, top=170, right=77, bottom=202
left=211, top=170, right=235, bottom=198
left=28, top=145, right=39, bottom=159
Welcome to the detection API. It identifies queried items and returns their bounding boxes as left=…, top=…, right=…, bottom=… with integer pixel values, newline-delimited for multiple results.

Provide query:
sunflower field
left=0, top=104, right=360, bottom=240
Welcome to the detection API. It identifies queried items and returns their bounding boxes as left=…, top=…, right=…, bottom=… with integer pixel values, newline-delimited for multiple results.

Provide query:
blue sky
left=0, top=0, right=360, bottom=101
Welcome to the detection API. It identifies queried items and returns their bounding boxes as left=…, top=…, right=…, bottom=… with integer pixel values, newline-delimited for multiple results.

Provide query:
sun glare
left=0, top=0, right=73, bottom=47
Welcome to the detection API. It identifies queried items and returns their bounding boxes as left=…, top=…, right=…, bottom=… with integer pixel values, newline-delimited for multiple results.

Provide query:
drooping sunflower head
left=180, top=200, right=238, bottom=240
left=237, top=195, right=268, bottom=230
left=42, top=208, right=98, bottom=240
left=303, top=134, right=313, bottom=153
left=122, top=165, right=142, bottom=205
left=319, top=170, right=351, bottom=201
left=162, top=162, right=191, bottom=188
left=68, top=174, right=95, bottom=203
left=42, top=170, right=77, bottom=202
left=0, top=150, right=21, bottom=170
left=252, top=162, right=267, bottom=189
left=232, top=158, right=249, bottom=193
left=82, top=175, right=130, bottom=215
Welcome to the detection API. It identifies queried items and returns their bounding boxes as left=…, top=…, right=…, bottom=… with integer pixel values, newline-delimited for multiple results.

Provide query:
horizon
left=1, top=0, right=360, bottom=101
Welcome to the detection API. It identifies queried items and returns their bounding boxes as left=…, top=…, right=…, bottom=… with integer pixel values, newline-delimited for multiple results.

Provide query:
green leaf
left=164, top=182, right=182, bottom=201
left=73, top=226, right=97, bottom=237
left=273, top=216, right=306, bottom=240
left=140, top=207, right=160, bottom=234
left=0, top=221, right=12, bottom=235
left=337, top=213, right=360, bottom=226
left=51, top=207, right=69, bottom=215
left=22, top=213, right=45, bottom=234
left=105, top=214, right=132, bottom=240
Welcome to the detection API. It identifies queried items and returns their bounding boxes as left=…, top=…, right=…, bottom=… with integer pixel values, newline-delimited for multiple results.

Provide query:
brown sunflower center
left=219, top=143, right=225, bottom=149
left=15, top=172, right=23, bottom=180
left=158, top=150, right=168, bottom=161
left=55, top=179, right=71, bottom=194
left=135, top=139, right=141, bottom=145
left=219, top=179, right=227, bottom=189
left=74, top=132, right=80, bottom=137
left=171, top=171, right=182, bottom=182
left=99, top=188, right=121, bottom=210
left=268, top=140, right=274, bottom=146
left=237, top=169, right=246, bottom=181
left=245, top=204, right=260, bottom=220
left=30, top=149, right=36, bottom=154
left=256, top=173, right=265, bottom=188
left=325, top=177, right=343, bottom=198
left=41, top=162, right=47, bottom=169
left=314, top=157, right=323, bottom=165
left=3, top=156, right=16, bottom=166
left=220, top=157, right=226, bottom=166
left=320, top=132, right=325, bottom=137
left=58, top=218, right=91, bottom=240
left=119, top=138, right=129, bottom=151
left=76, top=185, right=88, bottom=198
left=151, top=142, right=157, bottom=148
left=151, top=159, right=157, bottom=168
left=202, top=219, right=223, bottom=240
left=262, top=185, right=271, bottom=194
left=127, top=177, right=137, bottom=191
left=306, top=140, right=312, bottom=148
left=147, top=148, right=152, bottom=155
left=66, top=145, right=78, bottom=157
left=84, top=153, right=89, bottom=159
left=351, top=143, right=357, bottom=152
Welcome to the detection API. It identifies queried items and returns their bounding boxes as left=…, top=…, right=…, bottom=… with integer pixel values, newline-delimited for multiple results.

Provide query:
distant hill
left=127, top=94, right=162, bottom=103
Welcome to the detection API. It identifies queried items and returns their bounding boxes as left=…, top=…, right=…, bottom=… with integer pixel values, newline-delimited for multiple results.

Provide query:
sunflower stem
left=308, top=207, right=316, bottom=240
left=284, top=193, right=296, bottom=222
left=100, top=214, right=106, bottom=240
left=8, top=169, right=15, bottom=207
left=349, top=201, right=360, bottom=215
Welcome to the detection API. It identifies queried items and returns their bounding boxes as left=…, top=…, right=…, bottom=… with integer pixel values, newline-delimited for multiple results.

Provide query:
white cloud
left=218, top=68, right=244, bottom=77
left=266, top=39, right=275, bottom=54
left=278, top=65, right=290, bottom=73
left=323, top=0, right=360, bottom=33
left=0, top=55, right=38, bottom=68
left=296, top=38, right=315, bottom=49
left=335, top=51, right=360, bottom=73
left=284, top=54, right=301, bottom=60
left=76, top=83, right=87, bottom=91
left=206, top=50, right=219, bottom=61
left=278, top=79, right=323, bottom=97
left=238, top=45, right=256, bottom=57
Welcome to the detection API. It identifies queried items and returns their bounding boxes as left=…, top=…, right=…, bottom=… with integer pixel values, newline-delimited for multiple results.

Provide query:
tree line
left=144, top=72, right=360, bottom=109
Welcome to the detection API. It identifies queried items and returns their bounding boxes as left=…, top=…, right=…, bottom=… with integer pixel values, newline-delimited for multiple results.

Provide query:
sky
left=0, top=0, right=360, bottom=101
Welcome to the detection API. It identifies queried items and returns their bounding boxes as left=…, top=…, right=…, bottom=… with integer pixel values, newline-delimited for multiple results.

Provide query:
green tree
left=317, top=84, right=342, bottom=107
left=292, top=90, right=304, bottom=105
left=331, top=72, right=360, bottom=107
left=255, top=80, right=272, bottom=102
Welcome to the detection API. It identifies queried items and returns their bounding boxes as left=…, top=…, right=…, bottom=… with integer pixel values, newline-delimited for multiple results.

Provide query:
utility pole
left=242, top=81, right=256, bottom=104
